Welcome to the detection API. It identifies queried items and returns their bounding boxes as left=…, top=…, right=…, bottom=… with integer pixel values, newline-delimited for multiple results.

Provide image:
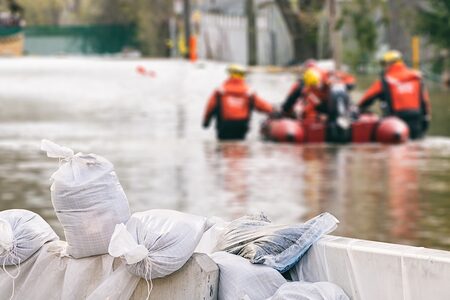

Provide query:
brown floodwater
left=0, top=58, right=449, bottom=250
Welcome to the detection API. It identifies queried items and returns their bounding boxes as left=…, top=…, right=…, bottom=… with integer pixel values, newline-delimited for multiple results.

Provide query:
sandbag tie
left=1, top=249, right=22, bottom=300
left=143, top=259, right=153, bottom=300
left=41, top=139, right=74, bottom=160
left=108, top=224, right=153, bottom=299
left=108, top=223, right=149, bottom=265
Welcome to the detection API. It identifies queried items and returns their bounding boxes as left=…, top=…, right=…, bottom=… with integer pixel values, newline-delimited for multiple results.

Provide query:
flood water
left=0, top=57, right=449, bottom=250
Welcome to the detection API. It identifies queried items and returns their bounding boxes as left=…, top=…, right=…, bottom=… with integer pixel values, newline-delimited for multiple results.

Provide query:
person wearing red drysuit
left=203, top=64, right=273, bottom=140
left=359, top=50, right=431, bottom=139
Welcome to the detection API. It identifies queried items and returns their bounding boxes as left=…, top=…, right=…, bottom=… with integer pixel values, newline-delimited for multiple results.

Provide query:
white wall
left=198, top=4, right=294, bottom=66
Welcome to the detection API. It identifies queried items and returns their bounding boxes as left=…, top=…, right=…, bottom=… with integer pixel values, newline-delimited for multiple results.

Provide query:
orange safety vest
left=203, top=78, right=273, bottom=128
left=383, top=72, right=422, bottom=112
left=359, top=62, right=430, bottom=115
left=216, top=88, right=254, bottom=122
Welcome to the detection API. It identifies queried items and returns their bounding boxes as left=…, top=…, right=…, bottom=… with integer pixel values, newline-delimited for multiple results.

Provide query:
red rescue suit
left=203, top=78, right=273, bottom=140
left=358, top=62, right=431, bottom=139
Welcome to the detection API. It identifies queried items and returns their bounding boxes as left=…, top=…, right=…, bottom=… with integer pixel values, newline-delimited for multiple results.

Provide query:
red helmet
left=303, top=59, right=318, bottom=68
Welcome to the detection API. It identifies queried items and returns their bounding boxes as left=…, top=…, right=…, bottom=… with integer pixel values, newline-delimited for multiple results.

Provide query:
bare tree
left=386, top=0, right=413, bottom=62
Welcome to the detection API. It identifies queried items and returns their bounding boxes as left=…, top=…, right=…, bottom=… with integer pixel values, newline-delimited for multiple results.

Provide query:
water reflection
left=387, top=146, right=420, bottom=242
left=215, top=143, right=250, bottom=218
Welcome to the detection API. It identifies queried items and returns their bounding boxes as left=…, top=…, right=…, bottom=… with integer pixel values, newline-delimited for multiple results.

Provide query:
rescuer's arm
left=253, top=94, right=274, bottom=114
left=358, top=80, right=383, bottom=111
left=281, top=82, right=304, bottom=114
left=203, top=91, right=218, bottom=128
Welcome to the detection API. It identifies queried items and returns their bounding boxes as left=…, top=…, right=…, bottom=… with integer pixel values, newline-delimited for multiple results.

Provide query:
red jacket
left=359, top=62, right=431, bottom=116
left=203, top=78, right=273, bottom=127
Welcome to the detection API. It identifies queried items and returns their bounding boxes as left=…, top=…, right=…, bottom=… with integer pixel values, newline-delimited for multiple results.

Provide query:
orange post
left=412, top=36, right=420, bottom=70
left=189, top=35, right=198, bottom=62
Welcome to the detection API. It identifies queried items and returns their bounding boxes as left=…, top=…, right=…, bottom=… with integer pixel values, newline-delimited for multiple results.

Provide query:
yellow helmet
left=227, top=64, right=247, bottom=78
left=380, top=50, right=403, bottom=66
left=303, top=68, right=322, bottom=87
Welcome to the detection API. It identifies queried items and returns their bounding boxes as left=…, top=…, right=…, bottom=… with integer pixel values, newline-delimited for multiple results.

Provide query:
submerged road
left=0, top=57, right=449, bottom=250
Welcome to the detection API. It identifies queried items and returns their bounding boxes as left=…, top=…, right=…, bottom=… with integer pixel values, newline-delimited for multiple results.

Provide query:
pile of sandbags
left=40, top=139, right=210, bottom=280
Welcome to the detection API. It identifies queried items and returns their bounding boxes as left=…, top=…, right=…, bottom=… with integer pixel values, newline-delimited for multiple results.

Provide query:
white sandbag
left=0, top=209, right=58, bottom=266
left=86, top=265, right=141, bottom=300
left=268, top=282, right=349, bottom=300
left=215, top=212, right=339, bottom=273
left=41, top=139, right=131, bottom=258
left=0, top=241, right=116, bottom=300
left=109, top=209, right=208, bottom=279
left=211, top=251, right=287, bottom=300
left=195, top=217, right=229, bottom=254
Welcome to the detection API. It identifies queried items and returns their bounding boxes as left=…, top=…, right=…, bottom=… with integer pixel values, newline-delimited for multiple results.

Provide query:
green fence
left=0, top=26, right=22, bottom=37
left=23, top=24, right=137, bottom=55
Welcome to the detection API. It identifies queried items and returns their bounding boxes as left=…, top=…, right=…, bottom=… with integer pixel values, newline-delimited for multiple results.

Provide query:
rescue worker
left=281, top=66, right=328, bottom=120
left=358, top=50, right=431, bottom=139
left=281, top=66, right=354, bottom=122
left=203, top=64, right=274, bottom=140
left=301, top=60, right=356, bottom=90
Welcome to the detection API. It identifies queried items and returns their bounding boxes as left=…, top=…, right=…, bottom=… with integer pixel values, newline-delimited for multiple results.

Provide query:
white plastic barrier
left=290, top=235, right=450, bottom=300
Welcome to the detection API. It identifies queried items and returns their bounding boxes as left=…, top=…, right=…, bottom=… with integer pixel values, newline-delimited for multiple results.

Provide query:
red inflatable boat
left=261, top=114, right=409, bottom=144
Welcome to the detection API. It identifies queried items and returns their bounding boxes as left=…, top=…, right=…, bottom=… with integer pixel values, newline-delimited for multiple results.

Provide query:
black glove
left=350, top=106, right=360, bottom=120
left=346, top=84, right=355, bottom=91
left=269, top=110, right=283, bottom=119
left=358, top=105, right=373, bottom=115
left=202, top=120, right=210, bottom=129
